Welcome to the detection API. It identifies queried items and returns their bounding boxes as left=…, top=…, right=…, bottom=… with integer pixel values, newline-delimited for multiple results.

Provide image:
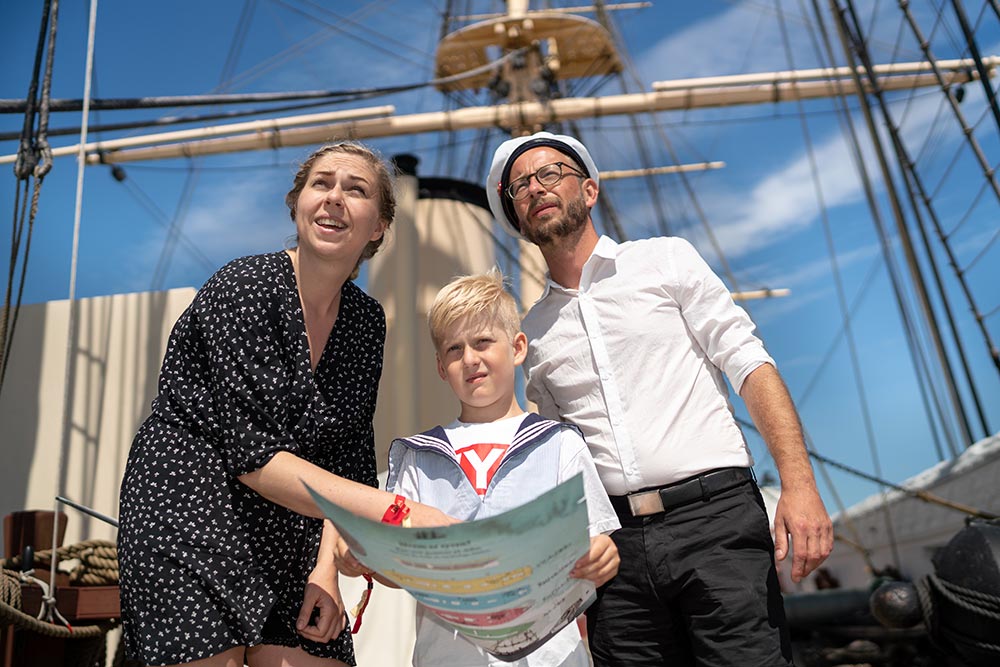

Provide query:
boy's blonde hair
left=428, top=268, right=521, bottom=350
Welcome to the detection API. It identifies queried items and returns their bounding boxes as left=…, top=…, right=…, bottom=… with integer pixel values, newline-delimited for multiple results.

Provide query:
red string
left=351, top=573, right=374, bottom=634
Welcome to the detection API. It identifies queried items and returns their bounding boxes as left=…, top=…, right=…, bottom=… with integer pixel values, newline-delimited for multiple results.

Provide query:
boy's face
left=436, top=318, right=527, bottom=422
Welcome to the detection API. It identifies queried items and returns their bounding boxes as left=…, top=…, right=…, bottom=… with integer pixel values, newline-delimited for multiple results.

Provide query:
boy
left=344, top=269, right=619, bottom=667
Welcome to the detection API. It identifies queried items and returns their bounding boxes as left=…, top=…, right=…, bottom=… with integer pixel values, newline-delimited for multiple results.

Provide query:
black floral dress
left=118, top=252, right=383, bottom=666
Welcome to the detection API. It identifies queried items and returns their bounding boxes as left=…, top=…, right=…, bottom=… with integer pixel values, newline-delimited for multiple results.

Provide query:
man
left=486, top=131, right=833, bottom=666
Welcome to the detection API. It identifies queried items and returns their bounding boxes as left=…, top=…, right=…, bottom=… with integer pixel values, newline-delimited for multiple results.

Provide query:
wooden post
left=1, top=511, right=68, bottom=667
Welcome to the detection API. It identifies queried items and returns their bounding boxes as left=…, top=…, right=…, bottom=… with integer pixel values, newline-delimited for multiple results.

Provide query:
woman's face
left=294, top=153, right=386, bottom=263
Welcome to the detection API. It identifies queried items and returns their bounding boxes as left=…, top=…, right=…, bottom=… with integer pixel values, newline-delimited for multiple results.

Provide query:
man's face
left=508, top=147, right=597, bottom=247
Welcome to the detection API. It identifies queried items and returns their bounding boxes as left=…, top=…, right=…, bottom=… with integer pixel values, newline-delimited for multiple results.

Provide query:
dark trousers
left=587, top=479, right=793, bottom=666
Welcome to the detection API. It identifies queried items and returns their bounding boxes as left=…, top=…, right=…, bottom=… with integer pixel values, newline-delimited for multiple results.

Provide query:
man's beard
left=522, top=195, right=589, bottom=247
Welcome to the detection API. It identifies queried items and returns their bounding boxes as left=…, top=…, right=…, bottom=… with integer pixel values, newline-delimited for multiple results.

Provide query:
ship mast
left=437, top=0, right=629, bottom=304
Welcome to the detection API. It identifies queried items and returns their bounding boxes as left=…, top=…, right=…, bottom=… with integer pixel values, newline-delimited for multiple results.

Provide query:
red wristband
left=381, top=495, right=411, bottom=526
left=352, top=496, right=409, bottom=633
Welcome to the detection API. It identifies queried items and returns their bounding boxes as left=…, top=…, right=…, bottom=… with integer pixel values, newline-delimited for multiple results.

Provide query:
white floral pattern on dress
left=118, top=252, right=383, bottom=666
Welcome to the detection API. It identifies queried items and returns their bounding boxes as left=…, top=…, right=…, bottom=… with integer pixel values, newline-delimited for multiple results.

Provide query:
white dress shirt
left=522, top=235, right=774, bottom=496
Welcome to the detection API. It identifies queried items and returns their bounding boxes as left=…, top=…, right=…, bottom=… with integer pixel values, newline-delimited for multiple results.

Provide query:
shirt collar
left=592, top=234, right=620, bottom=260
left=537, top=235, right=620, bottom=300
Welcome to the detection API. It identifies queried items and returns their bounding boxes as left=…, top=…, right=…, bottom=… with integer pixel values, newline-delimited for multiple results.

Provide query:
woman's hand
left=403, top=498, right=459, bottom=528
left=296, top=561, right=346, bottom=643
left=570, top=534, right=619, bottom=587
left=333, top=535, right=369, bottom=578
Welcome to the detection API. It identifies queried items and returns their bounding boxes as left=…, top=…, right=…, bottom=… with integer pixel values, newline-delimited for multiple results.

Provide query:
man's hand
left=570, top=534, right=619, bottom=587
left=773, top=485, right=833, bottom=582
left=739, top=364, right=833, bottom=583
left=296, top=563, right=346, bottom=643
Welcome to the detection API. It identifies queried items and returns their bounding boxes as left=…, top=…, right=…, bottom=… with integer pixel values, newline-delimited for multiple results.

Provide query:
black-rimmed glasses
left=506, top=162, right=585, bottom=200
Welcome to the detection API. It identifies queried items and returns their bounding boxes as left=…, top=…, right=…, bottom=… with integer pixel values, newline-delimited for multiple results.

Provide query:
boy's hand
left=570, top=534, right=619, bottom=587
left=333, top=535, right=370, bottom=578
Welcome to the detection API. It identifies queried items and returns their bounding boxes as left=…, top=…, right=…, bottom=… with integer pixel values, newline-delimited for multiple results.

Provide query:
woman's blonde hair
left=285, top=141, right=396, bottom=279
left=428, top=268, right=521, bottom=350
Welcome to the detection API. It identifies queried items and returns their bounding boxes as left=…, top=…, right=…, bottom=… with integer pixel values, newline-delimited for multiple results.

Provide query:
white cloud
left=743, top=239, right=890, bottom=328
left=678, top=78, right=978, bottom=259
left=709, top=132, right=866, bottom=254
left=634, top=2, right=822, bottom=82
left=184, top=175, right=289, bottom=256
left=741, top=240, right=883, bottom=289
left=129, top=168, right=289, bottom=288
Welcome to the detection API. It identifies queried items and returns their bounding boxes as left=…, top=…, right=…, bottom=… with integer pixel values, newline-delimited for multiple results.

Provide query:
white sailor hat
left=486, top=131, right=599, bottom=238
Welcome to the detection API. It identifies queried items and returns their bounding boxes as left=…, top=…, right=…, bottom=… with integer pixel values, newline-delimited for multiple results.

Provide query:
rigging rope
left=567, top=118, right=628, bottom=242
left=218, top=0, right=257, bottom=93
left=893, top=2, right=1000, bottom=378
left=0, top=0, right=58, bottom=399
left=845, top=1, right=996, bottom=433
left=593, top=8, right=748, bottom=298
left=739, top=414, right=876, bottom=570
left=119, top=177, right=217, bottom=274
left=962, top=226, right=1000, bottom=273
left=806, top=0, right=961, bottom=459
left=50, top=0, right=100, bottom=624
left=830, top=0, right=976, bottom=450
left=925, top=104, right=982, bottom=201
left=949, top=0, right=1000, bottom=137
left=804, top=446, right=1000, bottom=520
left=892, top=1, right=932, bottom=128
left=776, top=0, right=903, bottom=572
left=147, top=162, right=201, bottom=292
left=273, top=0, right=429, bottom=70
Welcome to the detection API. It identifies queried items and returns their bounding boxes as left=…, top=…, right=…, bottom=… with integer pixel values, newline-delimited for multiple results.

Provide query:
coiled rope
left=0, top=539, right=118, bottom=639
left=5, top=539, right=119, bottom=586
left=916, top=572, right=1000, bottom=656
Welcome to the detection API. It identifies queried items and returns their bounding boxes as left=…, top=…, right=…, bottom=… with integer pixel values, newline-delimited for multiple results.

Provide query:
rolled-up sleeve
left=669, top=238, right=774, bottom=394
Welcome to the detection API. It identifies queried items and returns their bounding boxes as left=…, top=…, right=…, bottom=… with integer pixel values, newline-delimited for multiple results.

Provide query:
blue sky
left=2, top=0, right=999, bottom=513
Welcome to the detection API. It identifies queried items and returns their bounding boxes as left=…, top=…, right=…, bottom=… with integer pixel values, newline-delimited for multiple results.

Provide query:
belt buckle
left=627, top=489, right=665, bottom=516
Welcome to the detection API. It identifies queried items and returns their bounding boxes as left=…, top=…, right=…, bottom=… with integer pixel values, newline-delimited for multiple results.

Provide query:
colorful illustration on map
left=409, top=585, right=532, bottom=610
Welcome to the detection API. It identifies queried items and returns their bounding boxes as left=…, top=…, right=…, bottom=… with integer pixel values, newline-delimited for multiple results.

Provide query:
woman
left=118, top=142, right=447, bottom=667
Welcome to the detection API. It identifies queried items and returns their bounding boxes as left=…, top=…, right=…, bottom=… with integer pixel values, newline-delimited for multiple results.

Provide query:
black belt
left=610, top=467, right=754, bottom=517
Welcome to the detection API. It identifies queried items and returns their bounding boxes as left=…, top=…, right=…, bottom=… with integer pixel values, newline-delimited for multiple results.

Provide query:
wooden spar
left=455, top=2, right=651, bottom=22
left=731, top=288, right=791, bottom=301
left=1, top=60, right=989, bottom=166
left=600, top=161, right=725, bottom=180
left=0, top=105, right=395, bottom=165
left=653, top=56, right=1000, bottom=90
